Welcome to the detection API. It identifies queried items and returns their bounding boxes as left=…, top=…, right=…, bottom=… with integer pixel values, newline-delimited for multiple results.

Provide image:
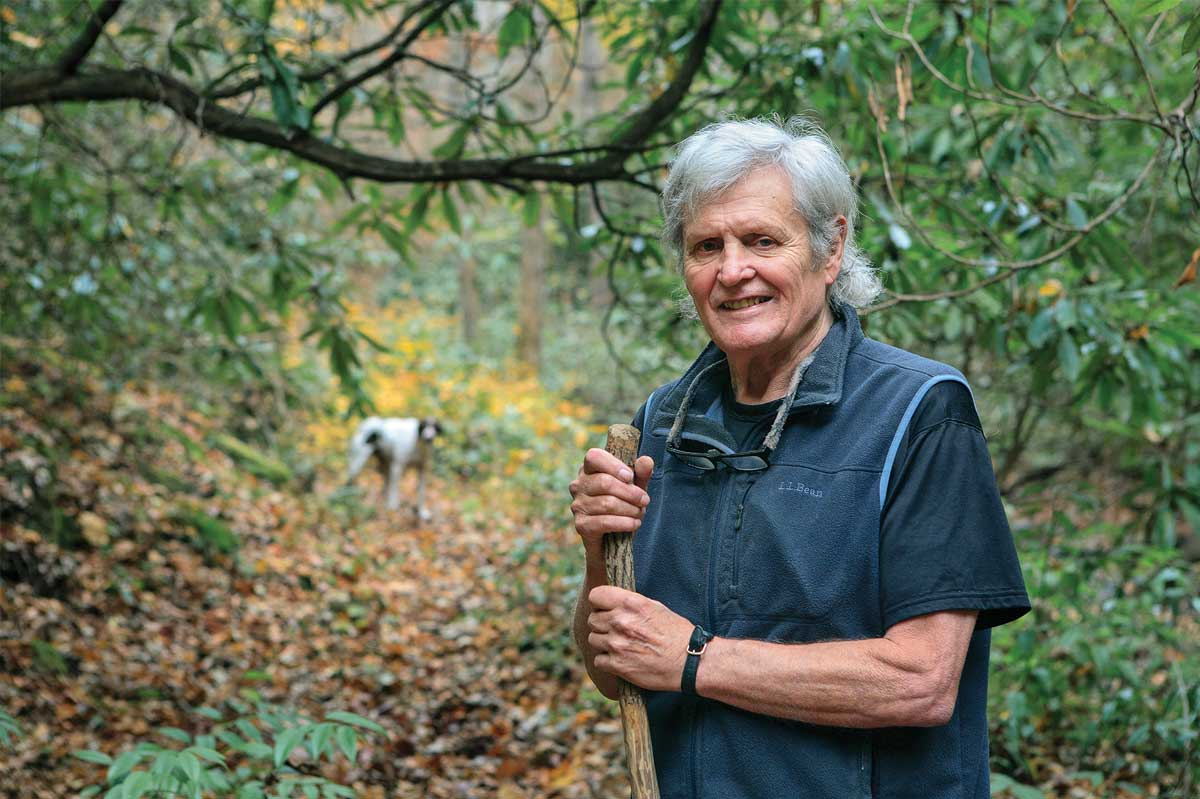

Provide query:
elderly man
left=570, top=117, right=1029, bottom=798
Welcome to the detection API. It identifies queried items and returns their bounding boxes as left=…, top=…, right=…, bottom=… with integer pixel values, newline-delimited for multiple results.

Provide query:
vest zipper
left=729, top=480, right=756, bottom=598
left=704, top=470, right=733, bottom=632
left=727, top=413, right=773, bottom=601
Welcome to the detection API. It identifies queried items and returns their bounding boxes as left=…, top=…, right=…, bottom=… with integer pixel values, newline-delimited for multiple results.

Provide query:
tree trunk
left=459, top=256, right=480, bottom=347
left=575, top=19, right=614, bottom=312
left=516, top=201, right=547, bottom=372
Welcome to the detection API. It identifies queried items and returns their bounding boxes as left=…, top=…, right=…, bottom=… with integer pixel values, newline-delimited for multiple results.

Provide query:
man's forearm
left=694, top=610, right=977, bottom=728
left=573, top=550, right=619, bottom=699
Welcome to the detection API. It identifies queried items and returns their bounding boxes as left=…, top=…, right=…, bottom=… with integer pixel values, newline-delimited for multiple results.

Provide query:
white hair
left=662, top=116, right=882, bottom=309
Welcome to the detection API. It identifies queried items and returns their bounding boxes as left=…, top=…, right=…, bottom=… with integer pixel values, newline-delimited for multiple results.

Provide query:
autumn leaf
left=1173, top=248, right=1198, bottom=289
left=1038, top=279, right=1064, bottom=298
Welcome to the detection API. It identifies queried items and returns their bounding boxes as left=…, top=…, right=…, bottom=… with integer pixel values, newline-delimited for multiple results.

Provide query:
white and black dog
left=347, top=416, right=442, bottom=518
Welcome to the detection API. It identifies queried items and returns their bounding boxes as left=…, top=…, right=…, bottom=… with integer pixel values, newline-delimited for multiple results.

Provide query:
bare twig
left=868, top=4, right=1165, bottom=131
left=874, top=126, right=1162, bottom=271
left=311, top=0, right=458, bottom=118
left=863, top=131, right=1164, bottom=313
left=208, top=0, right=447, bottom=99
left=1098, top=0, right=1164, bottom=123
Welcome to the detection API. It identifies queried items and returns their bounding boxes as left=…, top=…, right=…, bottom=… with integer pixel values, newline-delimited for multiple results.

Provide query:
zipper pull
left=734, top=503, right=744, bottom=528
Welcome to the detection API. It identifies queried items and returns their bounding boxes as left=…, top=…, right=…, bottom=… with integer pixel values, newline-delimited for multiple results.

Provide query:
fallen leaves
left=77, top=511, right=109, bottom=548
left=0, top=345, right=629, bottom=798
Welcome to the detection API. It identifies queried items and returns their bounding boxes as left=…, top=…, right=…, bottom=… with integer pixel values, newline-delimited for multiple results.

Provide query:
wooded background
left=1, top=1, right=1198, bottom=797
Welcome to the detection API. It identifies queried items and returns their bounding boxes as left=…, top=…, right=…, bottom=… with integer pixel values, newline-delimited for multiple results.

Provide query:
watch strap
left=681, top=625, right=714, bottom=695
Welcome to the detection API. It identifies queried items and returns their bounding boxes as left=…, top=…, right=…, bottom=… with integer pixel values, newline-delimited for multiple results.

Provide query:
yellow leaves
left=8, top=30, right=41, bottom=48
left=1, top=7, right=15, bottom=24
left=503, top=448, right=534, bottom=476
left=1173, top=248, right=1198, bottom=289
left=298, top=299, right=596, bottom=521
left=1038, top=279, right=1064, bottom=298
left=4, top=375, right=27, bottom=394
left=1127, top=324, right=1150, bottom=341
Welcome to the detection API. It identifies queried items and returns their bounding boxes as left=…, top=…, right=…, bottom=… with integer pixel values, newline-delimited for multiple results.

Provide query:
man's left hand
left=586, top=585, right=694, bottom=692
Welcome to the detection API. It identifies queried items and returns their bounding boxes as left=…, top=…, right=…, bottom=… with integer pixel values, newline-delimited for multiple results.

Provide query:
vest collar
left=649, top=304, right=864, bottom=436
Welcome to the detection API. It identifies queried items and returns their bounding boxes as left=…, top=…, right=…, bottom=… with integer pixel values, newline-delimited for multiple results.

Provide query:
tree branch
left=0, top=66, right=643, bottom=186
left=207, top=0, right=448, bottom=100
left=2, top=0, right=721, bottom=190
left=609, top=0, right=722, bottom=150
left=871, top=123, right=1162, bottom=272
left=861, top=131, right=1164, bottom=314
left=56, top=0, right=123, bottom=76
left=869, top=4, right=1166, bottom=132
left=2, top=0, right=722, bottom=193
left=311, top=0, right=458, bottom=119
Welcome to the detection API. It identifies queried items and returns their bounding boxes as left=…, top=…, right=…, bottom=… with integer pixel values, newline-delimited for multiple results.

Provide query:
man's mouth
left=720, top=296, right=771, bottom=310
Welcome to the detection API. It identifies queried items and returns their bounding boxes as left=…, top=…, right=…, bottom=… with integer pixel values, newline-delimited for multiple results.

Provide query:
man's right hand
left=568, top=448, right=654, bottom=561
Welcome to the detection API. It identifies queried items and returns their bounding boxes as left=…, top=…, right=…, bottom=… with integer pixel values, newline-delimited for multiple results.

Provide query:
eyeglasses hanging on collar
left=663, top=352, right=816, bottom=472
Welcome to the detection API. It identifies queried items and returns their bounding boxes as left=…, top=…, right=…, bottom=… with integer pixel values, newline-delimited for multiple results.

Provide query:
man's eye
left=696, top=240, right=720, bottom=253
left=754, top=237, right=776, bottom=247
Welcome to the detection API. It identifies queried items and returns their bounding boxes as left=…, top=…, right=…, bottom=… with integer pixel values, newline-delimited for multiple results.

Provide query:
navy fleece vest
left=630, top=308, right=1005, bottom=799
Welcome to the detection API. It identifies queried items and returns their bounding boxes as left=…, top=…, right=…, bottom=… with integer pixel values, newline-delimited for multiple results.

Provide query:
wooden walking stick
left=603, top=423, right=660, bottom=799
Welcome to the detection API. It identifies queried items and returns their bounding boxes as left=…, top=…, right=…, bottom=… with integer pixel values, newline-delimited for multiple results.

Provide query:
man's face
left=682, top=167, right=842, bottom=365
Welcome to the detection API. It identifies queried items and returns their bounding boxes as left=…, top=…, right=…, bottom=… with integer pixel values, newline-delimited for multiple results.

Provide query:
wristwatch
left=681, top=624, right=715, bottom=695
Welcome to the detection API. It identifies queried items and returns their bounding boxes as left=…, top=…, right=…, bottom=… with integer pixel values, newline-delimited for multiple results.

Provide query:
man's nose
left=716, top=242, right=754, bottom=285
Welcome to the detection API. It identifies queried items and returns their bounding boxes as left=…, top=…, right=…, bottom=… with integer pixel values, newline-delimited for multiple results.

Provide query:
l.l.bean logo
left=777, top=480, right=824, bottom=498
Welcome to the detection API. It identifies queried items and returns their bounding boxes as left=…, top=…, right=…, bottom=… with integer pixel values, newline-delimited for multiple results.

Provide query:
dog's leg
left=415, top=463, right=430, bottom=522
left=386, top=459, right=404, bottom=511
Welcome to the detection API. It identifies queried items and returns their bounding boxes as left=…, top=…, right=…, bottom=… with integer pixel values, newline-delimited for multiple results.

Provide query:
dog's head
left=418, top=417, right=442, bottom=442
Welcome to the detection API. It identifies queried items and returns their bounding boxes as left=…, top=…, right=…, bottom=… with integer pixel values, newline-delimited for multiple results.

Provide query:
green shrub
left=991, top=517, right=1199, bottom=788
left=75, top=700, right=385, bottom=799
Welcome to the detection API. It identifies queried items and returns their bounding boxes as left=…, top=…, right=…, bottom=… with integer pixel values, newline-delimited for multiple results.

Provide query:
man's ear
left=822, top=216, right=847, bottom=286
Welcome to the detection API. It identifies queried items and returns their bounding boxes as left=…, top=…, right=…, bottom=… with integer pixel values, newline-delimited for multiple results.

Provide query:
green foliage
left=173, top=507, right=241, bottom=556
left=31, top=639, right=71, bottom=676
left=990, top=516, right=1199, bottom=786
left=990, top=773, right=1046, bottom=799
left=75, top=700, right=381, bottom=799
left=0, top=710, right=21, bottom=749
left=0, top=102, right=371, bottom=424
left=210, top=433, right=294, bottom=485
